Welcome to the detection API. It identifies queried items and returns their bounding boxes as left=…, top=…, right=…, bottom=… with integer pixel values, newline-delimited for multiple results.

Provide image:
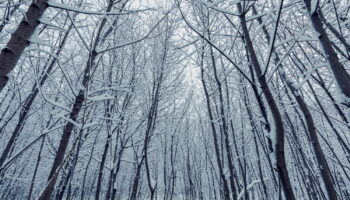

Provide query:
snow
left=82, top=122, right=98, bottom=129
left=42, top=98, right=70, bottom=112
left=279, top=67, right=301, bottom=97
left=18, top=8, right=27, bottom=21
left=313, top=31, right=322, bottom=39
left=120, top=159, right=137, bottom=164
left=28, top=31, right=52, bottom=47
left=199, top=0, right=239, bottom=15
left=39, top=15, right=64, bottom=30
left=237, top=178, right=269, bottom=200
left=48, top=1, right=145, bottom=16
left=42, top=124, right=67, bottom=134
left=57, top=114, right=82, bottom=129
left=295, top=64, right=326, bottom=89
left=310, top=0, right=319, bottom=14
left=7, top=28, right=16, bottom=34
left=150, top=177, right=156, bottom=188
left=87, top=94, right=115, bottom=101
left=88, top=86, right=132, bottom=95
left=228, top=0, right=241, bottom=5
left=213, top=6, right=239, bottom=15
left=246, top=0, right=303, bottom=21
left=2, top=1, right=350, bottom=199
left=208, top=119, right=223, bottom=125
left=297, top=36, right=318, bottom=42
left=334, top=82, right=350, bottom=124
left=201, top=0, right=225, bottom=8
left=25, top=47, right=60, bottom=61
left=268, top=111, right=277, bottom=169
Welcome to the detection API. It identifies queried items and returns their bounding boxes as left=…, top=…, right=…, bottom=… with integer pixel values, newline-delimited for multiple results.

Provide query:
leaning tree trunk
left=279, top=68, right=338, bottom=199
left=236, top=3, right=296, bottom=200
left=27, top=135, right=45, bottom=200
left=39, top=1, right=116, bottom=198
left=0, top=23, right=72, bottom=169
left=199, top=49, right=230, bottom=200
left=303, top=0, right=350, bottom=117
left=254, top=4, right=338, bottom=198
left=95, top=115, right=112, bottom=200
left=208, top=42, right=238, bottom=200
left=0, top=0, right=49, bottom=91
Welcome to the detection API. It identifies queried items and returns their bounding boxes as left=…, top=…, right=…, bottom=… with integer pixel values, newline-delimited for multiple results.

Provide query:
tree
left=0, top=0, right=49, bottom=91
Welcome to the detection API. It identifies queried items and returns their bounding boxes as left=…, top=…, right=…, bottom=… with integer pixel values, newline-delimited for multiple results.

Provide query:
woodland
left=0, top=0, right=349, bottom=199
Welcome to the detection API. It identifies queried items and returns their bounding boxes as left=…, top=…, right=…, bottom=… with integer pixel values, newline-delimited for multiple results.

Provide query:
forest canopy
left=0, top=0, right=349, bottom=199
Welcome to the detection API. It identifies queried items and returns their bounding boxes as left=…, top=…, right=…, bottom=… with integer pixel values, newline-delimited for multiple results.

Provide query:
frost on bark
left=303, top=0, right=350, bottom=117
left=0, top=0, right=48, bottom=92
left=236, top=3, right=296, bottom=200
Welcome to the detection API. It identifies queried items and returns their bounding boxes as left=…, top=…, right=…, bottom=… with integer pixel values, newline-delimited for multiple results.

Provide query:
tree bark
left=0, top=24, right=72, bottom=169
left=303, top=0, right=350, bottom=108
left=236, top=3, right=296, bottom=199
left=199, top=48, right=231, bottom=200
left=0, top=0, right=48, bottom=91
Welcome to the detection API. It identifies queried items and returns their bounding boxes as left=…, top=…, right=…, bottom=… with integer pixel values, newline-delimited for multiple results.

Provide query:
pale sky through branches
left=0, top=0, right=349, bottom=200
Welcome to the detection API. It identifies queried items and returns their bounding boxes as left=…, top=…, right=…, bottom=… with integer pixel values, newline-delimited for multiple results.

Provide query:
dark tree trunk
left=236, top=3, right=296, bottom=199
left=0, top=0, right=49, bottom=91
left=0, top=24, right=72, bottom=169
left=303, top=0, right=350, bottom=107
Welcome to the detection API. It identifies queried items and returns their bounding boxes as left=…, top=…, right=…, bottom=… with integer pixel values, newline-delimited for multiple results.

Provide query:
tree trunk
left=303, top=0, right=350, bottom=110
left=199, top=49, right=230, bottom=200
left=236, top=3, right=296, bottom=199
left=0, top=0, right=48, bottom=91
left=0, top=24, right=72, bottom=168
